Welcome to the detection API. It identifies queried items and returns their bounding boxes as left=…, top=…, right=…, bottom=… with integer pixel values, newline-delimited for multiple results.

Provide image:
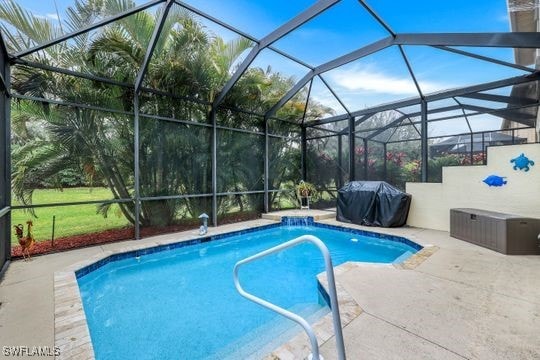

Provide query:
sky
left=7, top=0, right=533, bottom=134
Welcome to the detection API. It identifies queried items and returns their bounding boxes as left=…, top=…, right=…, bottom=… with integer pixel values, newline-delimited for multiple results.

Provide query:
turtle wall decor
left=510, top=153, right=534, bottom=172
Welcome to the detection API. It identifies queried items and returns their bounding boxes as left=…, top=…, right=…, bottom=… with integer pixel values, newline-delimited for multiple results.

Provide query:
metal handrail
left=233, top=235, right=346, bottom=360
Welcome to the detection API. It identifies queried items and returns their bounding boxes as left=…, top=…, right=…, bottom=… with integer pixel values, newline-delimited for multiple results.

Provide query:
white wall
left=406, top=143, right=540, bottom=231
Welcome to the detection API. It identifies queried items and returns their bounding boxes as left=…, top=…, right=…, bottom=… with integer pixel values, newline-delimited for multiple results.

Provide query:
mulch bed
left=11, top=227, right=135, bottom=259
left=11, top=212, right=261, bottom=259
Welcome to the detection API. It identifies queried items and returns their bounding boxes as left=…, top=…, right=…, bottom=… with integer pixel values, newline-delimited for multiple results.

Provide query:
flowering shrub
left=459, top=152, right=485, bottom=165
left=354, top=146, right=366, bottom=156
left=386, top=151, right=406, bottom=166
left=384, top=151, right=420, bottom=188
left=308, top=147, right=486, bottom=192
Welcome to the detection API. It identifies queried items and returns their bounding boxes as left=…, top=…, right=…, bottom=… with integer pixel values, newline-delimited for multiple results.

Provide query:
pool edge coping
left=265, top=245, right=439, bottom=360
left=53, top=220, right=280, bottom=359
left=53, top=219, right=432, bottom=360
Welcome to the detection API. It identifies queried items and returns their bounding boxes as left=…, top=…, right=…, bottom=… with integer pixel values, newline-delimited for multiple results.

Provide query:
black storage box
left=337, top=181, right=411, bottom=227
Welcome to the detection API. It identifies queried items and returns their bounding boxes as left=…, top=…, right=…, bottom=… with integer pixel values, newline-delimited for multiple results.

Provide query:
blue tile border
left=75, top=222, right=281, bottom=278
left=76, top=218, right=422, bottom=279
left=311, top=222, right=423, bottom=251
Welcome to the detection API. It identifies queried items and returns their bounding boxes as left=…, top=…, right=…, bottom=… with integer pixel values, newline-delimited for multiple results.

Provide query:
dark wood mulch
left=11, top=212, right=261, bottom=259
left=11, top=227, right=135, bottom=258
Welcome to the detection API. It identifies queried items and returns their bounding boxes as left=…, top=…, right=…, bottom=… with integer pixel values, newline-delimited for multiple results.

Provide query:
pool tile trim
left=74, top=217, right=421, bottom=280
left=312, top=221, right=423, bottom=251
left=54, top=218, right=427, bottom=360
left=74, top=222, right=282, bottom=279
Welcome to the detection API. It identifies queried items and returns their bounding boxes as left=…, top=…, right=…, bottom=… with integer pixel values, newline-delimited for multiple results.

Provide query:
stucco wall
left=406, top=143, right=540, bottom=231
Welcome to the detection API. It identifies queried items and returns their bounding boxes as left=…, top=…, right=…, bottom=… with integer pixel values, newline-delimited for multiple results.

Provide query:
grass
left=11, top=187, right=130, bottom=244
left=10, top=186, right=322, bottom=245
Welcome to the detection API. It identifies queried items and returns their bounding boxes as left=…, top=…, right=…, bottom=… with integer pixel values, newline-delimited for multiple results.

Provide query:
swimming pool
left=77, top=218, right=421, bottom=359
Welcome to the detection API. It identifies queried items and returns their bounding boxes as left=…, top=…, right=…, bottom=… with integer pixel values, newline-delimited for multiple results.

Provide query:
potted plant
left=296, top=181, right=317, bottom=210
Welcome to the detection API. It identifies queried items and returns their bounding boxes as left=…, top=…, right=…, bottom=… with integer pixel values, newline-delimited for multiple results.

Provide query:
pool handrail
left=233, top=234, right=346, bottom=360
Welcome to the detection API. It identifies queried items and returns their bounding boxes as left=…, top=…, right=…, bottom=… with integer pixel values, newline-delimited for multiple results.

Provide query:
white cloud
left=34, top=13, right=61, bottom=21
left=327, top=64, right=450, bottom=96
left=309, top=91, right=345, bottom=114
left=46, top=13, right=61, bottom=21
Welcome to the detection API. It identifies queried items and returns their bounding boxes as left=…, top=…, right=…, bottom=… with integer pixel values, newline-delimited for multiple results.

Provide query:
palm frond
left=0, top=0, right=62, bottom=53
left=88, top=27, right=144, bottom=68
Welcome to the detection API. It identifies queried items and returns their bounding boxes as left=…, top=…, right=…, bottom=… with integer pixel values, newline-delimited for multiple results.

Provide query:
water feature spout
left=281, top=216, right=314, bottom=228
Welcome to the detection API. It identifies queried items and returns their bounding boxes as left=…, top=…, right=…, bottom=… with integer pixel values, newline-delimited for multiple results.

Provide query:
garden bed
left=11, top=211, right=261, bottom=259
left=11, top=227, right=135, bottom=258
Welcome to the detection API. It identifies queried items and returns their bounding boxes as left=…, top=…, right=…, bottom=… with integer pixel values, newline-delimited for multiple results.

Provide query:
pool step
left=205, top=303, right=329, bottom=360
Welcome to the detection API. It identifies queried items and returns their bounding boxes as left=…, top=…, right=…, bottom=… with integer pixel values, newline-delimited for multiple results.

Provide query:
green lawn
left=11, top=187, right=130, bottom=244
left=9, top=187, right=314, bottom=245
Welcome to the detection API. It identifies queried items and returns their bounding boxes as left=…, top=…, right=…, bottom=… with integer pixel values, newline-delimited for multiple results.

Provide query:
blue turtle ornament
left=510, top=153, right=534, bottom=171
left=483, top=175, right=507, bottom=187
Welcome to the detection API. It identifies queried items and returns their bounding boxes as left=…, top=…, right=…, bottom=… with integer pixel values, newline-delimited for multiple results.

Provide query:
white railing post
left=233, top=235, right=346, bottom=360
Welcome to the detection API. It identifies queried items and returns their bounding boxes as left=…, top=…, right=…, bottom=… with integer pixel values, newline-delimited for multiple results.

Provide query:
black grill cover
left=337, top=181, right=411, bottom=227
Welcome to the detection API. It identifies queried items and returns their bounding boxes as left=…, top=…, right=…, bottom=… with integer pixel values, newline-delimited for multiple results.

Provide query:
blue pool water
left=78, top=222, right=419, bottom=359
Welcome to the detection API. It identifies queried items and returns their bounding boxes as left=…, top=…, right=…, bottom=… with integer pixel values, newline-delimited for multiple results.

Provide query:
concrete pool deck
left=317, top=220, right=540, bottom=360
left=1, top=216, right=539, bottom=359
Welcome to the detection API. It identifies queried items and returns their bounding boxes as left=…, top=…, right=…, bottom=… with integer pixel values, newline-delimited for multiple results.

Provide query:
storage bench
left=450, top=208, right=540, bottom=255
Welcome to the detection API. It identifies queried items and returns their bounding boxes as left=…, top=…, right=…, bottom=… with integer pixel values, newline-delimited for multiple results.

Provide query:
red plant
left=354, top=146, right=365, bottom=156
left=459, top=152, right=485, bottom=165
left=474, top=152, right=485, bottom=164
left=385, top=151, right=407, bottom=166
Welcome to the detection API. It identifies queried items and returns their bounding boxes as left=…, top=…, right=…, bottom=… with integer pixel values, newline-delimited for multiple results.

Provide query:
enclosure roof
left=432, top=132, right=525, bottom=147
left=2, top=0, right=539, bottom=140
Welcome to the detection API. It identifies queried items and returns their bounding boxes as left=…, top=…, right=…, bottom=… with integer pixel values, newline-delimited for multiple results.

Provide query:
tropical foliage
left=305, top=111, right=423, bottom=193
left=2, top=0, right=333, bottom=228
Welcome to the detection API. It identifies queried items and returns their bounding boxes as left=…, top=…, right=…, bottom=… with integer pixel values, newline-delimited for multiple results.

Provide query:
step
left=262, top=210, right=335, bottom=222
left=205, top=302, right=330, bottom=360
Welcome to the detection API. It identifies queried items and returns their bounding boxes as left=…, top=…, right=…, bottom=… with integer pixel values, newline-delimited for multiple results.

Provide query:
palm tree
left=2, top=0, right=333, bottom=229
